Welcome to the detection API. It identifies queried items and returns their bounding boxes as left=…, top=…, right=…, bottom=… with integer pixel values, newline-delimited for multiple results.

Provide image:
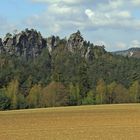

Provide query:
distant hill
left=112, top=48, right=140, bottom=58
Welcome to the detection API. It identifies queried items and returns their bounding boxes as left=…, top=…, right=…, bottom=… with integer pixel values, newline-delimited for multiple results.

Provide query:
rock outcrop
left=67, top=30, right=84, bottom=52
left=0, top=38, right=3, bottom=54
left=3, top=33, right=13, bottom=46
left=0, top=28, right=106, bottom=60
left=1, top=29, right=62, bottom=58
left=47, top=36, right=60, bottom=53
left=1, top=29, right=47, bottom=59
left=0, top=38, right=3, bottom=46
left=67, top=30, right=95, bottom=59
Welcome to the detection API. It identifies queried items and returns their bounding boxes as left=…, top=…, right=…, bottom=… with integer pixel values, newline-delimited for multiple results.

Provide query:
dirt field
left=0, top=104, right=140, bottom=140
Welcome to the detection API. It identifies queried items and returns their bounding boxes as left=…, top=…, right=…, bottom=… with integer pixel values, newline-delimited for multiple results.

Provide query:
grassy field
left=0, top=104, right=140, bottom=140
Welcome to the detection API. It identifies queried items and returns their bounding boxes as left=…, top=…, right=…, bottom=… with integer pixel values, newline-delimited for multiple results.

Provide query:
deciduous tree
left=129, top=81, right=140, bottom=103
left=41, top=82, right=68, bottom=107
left=96, top=79, right=107, bottom=104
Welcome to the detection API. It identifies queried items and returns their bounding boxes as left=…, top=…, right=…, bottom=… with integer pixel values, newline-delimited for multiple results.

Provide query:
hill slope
left=112, top=48, right=140, bottom=58
left=1, top=29, right=140, bottom=110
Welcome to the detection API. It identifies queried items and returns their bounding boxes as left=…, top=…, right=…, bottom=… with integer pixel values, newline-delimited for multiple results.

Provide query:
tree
left=82, top=89, right=96, bottom=105
left=113, top=84, right=129, bottom=103
left=33, top=48, right=51, bottom=85
left=17, top=93, right=26, bottom=109
left=129, top=81, right=140, bottom=103
left=96, top=79, right=107, bottom=104
left=69, top=83, right=81, bottom=105
left=21, top=75, right=33, bottom=96
left=51, top=42, right=71, bottom=84
left=106, top=82, right=117, bottom=104
left=5, top=79, right=19, bottom=109
left=0, top=89, right=10, bottom=110
left=78, top=61, right=90, bottom=98
left=41, top=82, right=68, bottom=107
left=27, top=84, right=42, bottom=108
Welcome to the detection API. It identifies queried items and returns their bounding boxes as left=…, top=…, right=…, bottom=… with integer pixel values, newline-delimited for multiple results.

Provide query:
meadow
left=0, top=104, right=140, bottom=140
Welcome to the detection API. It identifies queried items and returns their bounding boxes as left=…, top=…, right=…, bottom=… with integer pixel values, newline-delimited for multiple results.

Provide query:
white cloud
left=27, top=0, right=140, bottom=32
left=130, top=40, right=140, bottom=48
left=109, top=0, right=123, bottom=9
left=25, top=0, right=87, bottom=34
left=84, top=8, right=133, bottom=30
left=131, top=0, right=140, bottom=6
left=52, top=24, right=61, bottom=33
left=85, top=9, right=95, bottom=19
left=48, top=3, right=79, bottom=15
left=31, top=0, right=86, bottom=5
left=116, top=11, right=131, bottom=18
left=97, top=0, right=124, bottom=12
left=116, top=42, right=127, bottom=49
left=22, top=0, right=140, bottom=50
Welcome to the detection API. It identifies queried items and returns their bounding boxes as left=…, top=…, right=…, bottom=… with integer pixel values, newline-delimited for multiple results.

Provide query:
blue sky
left=1, top=0, right=140, bottom=51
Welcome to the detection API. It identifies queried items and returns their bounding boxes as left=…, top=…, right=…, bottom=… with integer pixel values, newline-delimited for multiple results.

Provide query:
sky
left=1, top=0, right=140, bottom=51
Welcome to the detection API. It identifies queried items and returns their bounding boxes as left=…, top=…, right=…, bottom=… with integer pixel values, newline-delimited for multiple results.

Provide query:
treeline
left=0, top=79, right=140, bottom=110
left=1, top=41, right=140, bottom=110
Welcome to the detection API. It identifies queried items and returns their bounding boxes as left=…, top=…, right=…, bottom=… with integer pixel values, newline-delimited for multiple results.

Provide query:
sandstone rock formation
left=67, top=30, right=95, bottom=59
left=0, top=29, right=103, bottom=60
left=46, top=36, right=60, bottom=53
left=1, top=29, right=47, bottom=59
left=67, top=30, right=84, bottom=52
left=0, top=38, right=3, bottom=46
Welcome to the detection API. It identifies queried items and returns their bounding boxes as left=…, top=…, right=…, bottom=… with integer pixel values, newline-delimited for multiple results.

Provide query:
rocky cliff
left=1, top=29, right=47, bottom=59
left=67, top=30, right=96, bottom=59
left=0, top=38, right=2, bottom=46
left=67, top=30, right=84, bottom=51
left=0, top=29, right=106, bottom=60
left=47, top=36, right=60, bottom=53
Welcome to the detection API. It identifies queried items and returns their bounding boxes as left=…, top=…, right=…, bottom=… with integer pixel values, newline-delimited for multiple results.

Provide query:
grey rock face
left=85, top=46, right=95, bottom=61
left=2, top=33, right=15, bottom=55
left=0, top=29, right=100, bottom=60
left=47, top=36, right=56, bottom=53
left=67, top=30, right=84, bottom=52
left=46, top=36, right=60, bottom=53
left=67, top=30, right=94, bottom=58
left=0, top=38, right=3, bottom=46
left=3, top=33, right=14, bottom=46
left=0, top=38, right=3, bottom=54
left=2, top=29, right=47, bottom=58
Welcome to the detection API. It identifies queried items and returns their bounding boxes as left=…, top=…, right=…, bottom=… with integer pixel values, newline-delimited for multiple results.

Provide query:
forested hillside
left=113, top=48, right=140, bottom=58
left=0, top=29, right=140, bottom=110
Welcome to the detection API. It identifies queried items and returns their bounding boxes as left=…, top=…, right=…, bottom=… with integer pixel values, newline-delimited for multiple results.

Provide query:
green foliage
left=113, top=84, right=129, bottom=103
left=1, top=41, right=140, bottom=110
left=0, top=89, right=10, bottom=110
left=96, top=79, right=107, bottom=104
left=27, top=84, right=42, bottom=108
left=82, top=90, right=96, bottom=105
left=69, top=83, right=81, bottom=105
left=106, top=81, right=117, bottom=104
left=5, top=79, right=19, bottom=109
left=129, top=81, right=140, bottom=103
left=41, top=82, right=68, bottom=107
left=17, top=93, right=26, bottom=109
